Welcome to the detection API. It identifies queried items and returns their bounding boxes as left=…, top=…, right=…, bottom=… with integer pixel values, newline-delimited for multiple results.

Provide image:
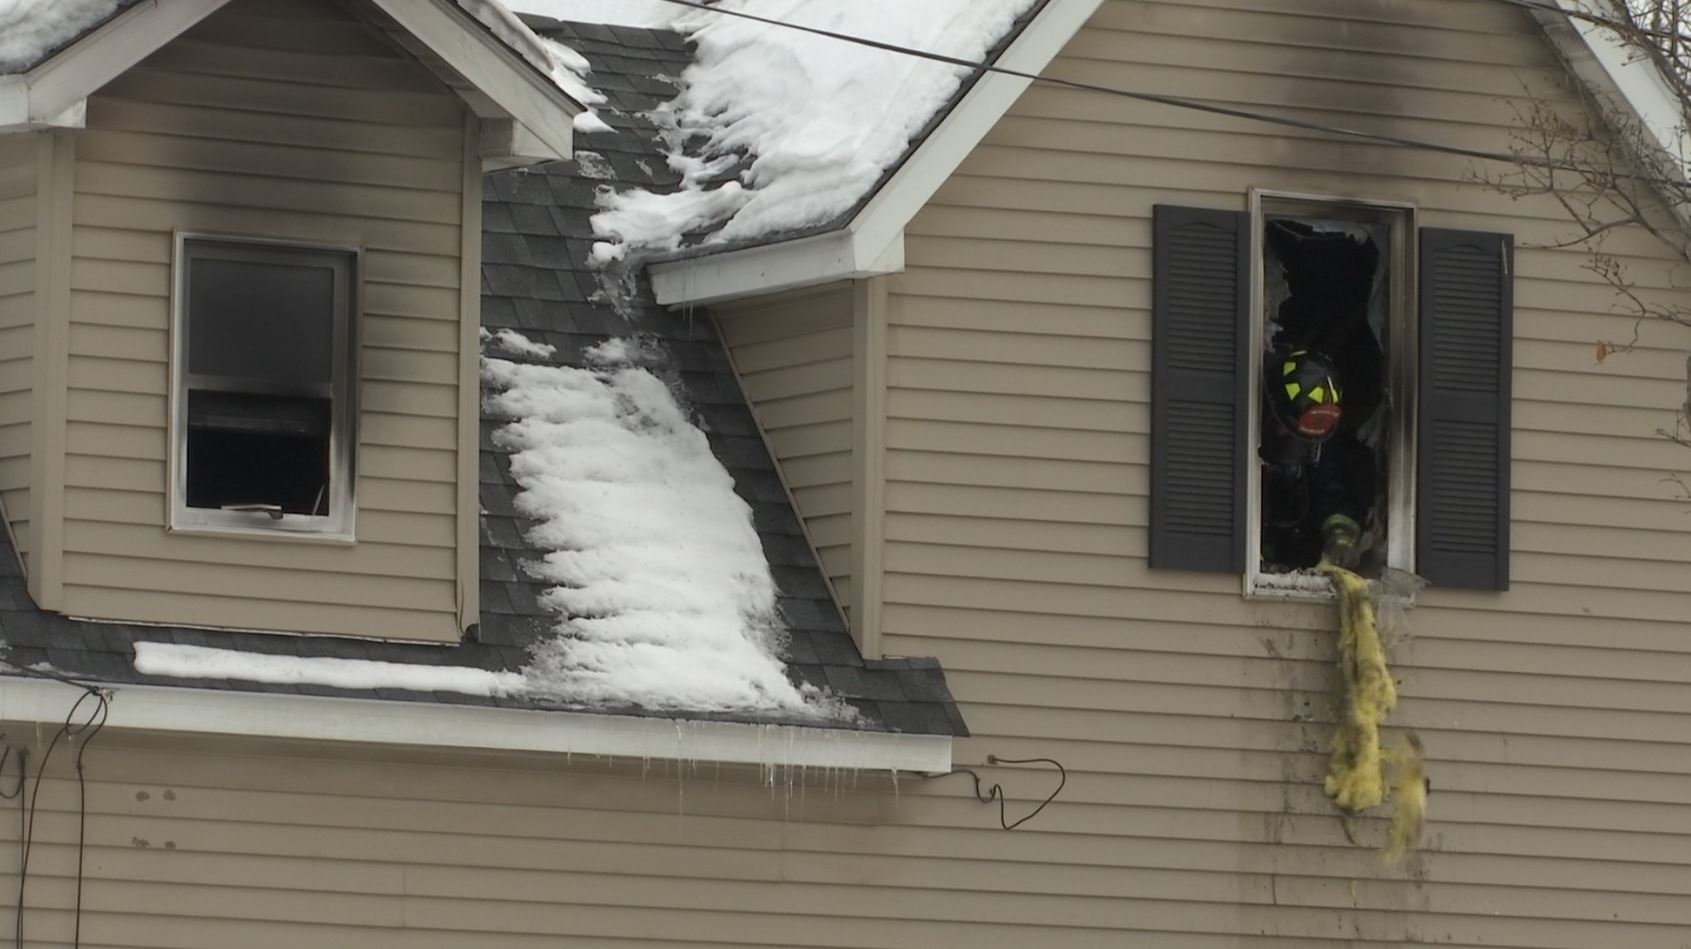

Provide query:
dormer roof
left=0, top=0, right=580, bottom=165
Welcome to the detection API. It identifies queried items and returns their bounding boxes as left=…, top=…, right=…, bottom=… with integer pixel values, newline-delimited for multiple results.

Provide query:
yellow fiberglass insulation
left=1319, top=565, right=1397, bottom=813
left=1317, top=565, right=1428, bottom=861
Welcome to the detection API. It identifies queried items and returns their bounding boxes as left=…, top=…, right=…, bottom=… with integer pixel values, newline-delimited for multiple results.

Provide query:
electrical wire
left=939, top=754, right=1067, bottom=831
left=11, top=686, right=110, bottom=949
left=647, top=0, right=1689, bottom=185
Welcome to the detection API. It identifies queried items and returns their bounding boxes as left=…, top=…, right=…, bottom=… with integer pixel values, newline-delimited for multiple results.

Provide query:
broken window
left=1253, top=200, right=1413, bottom=587
left=172, top=237, right=357, bottom=537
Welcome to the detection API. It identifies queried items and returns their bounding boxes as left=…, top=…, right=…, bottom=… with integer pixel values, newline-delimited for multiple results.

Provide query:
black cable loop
left=939, top=754, right=1067, bottom=831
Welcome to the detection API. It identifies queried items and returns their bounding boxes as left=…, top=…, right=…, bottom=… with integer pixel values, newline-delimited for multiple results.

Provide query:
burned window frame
left=168, top=233, right=361, bottom=540
left=1245, top=191, right=1417, bottom=596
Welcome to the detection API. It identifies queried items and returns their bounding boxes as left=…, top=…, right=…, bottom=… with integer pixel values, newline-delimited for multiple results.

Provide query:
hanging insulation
left=1318, top=564, right=1426, bottom=861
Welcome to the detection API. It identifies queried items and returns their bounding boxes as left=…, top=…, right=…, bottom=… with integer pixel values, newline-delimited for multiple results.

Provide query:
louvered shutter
left=1149, top=205, right=1249, bottom=573
left=1417, top=228, right=1513, bottom=590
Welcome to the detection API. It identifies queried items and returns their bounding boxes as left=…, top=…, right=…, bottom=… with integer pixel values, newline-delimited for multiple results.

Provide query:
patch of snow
left=574, top=150, right=615, bottom=179
left=590, top=0, right=1039, bottom=254
left=0, top=0, right=122, bottom=73
left=593, top=182, right=746, bottom=261
left=509, top=0, right=680, bottom=28
left=584, top=336, right=661, bottom=367
left=486, top=328, right=558, bottom=358
left=536, top=34, right=623, bottom=137
left=575, top=111, right=616, bottom=134
left=133, top=643, right=524, bottom=697
left=482, top=354, right=837, bottom=716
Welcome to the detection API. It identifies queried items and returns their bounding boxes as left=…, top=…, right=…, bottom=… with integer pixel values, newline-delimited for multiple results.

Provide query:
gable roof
left=640, top=0, right=1690, bottom=306
left=0, top=22, right=964, bottom=768
left=0, top=0, right=580, bottom=164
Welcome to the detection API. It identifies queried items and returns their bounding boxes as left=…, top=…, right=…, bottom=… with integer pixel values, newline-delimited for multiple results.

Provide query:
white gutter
left=650, top=230, right=904, bottom=307
left=0, top=675, right=953, bottom=773
left=649, top=0, right=1106, bottom=307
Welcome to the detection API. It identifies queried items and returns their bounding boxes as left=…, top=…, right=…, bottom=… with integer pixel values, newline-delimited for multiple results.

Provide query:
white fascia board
left=22, top=0, right=232, bottom=123
left=652, top=0, right=1103, bottom=306
left=0, top=676, right=953, bottom=774
left=650, top=230, right=904, bottom=307
left=1538, top=1, right=1691, bottom=184
left=369, top=0, right=577, bottom=163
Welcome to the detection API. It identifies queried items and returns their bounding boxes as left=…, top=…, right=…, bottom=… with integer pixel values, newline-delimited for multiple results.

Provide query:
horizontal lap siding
left=880, top=0, right=1691, bottom=945
left=714, top=285, right=855, bottom=607
left=0, top=134, right=36, bottom=570
left=61, top=0, right=466, bottom=640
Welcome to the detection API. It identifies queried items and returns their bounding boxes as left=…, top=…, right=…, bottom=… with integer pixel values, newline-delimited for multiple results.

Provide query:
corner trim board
left=0, top=676, right=955, bottom=773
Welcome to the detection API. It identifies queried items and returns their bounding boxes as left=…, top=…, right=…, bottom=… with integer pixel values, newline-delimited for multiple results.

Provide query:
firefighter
left=1260, top=347, right=1376, bottom=571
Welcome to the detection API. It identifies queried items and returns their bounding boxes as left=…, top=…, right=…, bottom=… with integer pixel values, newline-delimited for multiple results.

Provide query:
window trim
left=168, top=232, right=362, bottom=542
left=1243, top=190, right=1418, bottom=598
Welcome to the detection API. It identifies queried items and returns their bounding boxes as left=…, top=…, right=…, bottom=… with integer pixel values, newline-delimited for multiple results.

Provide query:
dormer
left=0, top=0, right=578, bottom=642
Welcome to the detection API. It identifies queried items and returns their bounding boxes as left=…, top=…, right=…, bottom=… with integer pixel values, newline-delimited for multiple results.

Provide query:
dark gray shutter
left=1149, top=205, right=1249, bottom=573
left=1418, top=228, right=1513, bottom=590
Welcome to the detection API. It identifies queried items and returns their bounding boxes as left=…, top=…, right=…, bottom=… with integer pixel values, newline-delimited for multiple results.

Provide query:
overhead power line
left=648, top=0, right=1685, bottom=183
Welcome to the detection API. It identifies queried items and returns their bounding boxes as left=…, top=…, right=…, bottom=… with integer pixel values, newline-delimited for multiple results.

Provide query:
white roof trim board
left=0, top=0, right=579, bottom=164
left=1532, top=0, right=1691, bottom=218
left=0, top=675, right=953, bottom=773
left=652, top=0, right=1690, bottom=306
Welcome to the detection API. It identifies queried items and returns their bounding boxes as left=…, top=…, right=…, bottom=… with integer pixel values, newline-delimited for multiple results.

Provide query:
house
left=0, top=0, right=1686, bottom=945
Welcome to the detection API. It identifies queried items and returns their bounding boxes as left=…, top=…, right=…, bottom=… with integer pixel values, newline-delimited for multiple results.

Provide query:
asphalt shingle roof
left=0, top=21, right=966, bottom=739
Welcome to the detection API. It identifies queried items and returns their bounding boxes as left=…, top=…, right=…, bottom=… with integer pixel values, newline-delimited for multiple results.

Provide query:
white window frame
left=1244, top=190, right=1418, bottom=598
left=168, top=232, right=362, bottom=542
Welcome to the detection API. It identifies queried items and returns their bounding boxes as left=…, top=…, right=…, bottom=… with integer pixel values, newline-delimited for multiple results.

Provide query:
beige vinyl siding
left=59, top=0, right=470, bottom=641
left=715, top=284, right=856, bottom=609
left=4, top=4, right=1690, bottom=949
left=0, top=135, right=35, bottom=570
left=874, top=0, right=1691, bottom=944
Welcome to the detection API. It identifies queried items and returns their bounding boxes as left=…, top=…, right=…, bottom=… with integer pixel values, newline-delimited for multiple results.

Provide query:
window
left=1249, top=195, right=1414, bottom=593
left=1148, top=199, right=1512, bottom=592
left=171, top=236, right=358, bottom=538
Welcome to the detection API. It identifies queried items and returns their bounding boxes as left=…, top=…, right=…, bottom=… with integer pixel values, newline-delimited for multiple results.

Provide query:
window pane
left=187, top=254, right=336, bottom=386
left=185, top=392, right=333, bottom=515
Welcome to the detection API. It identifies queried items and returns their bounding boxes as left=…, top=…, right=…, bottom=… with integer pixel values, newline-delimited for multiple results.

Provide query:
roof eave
left=0, top=674, right=955, bottom=773
left=0, top=0, right=229, bottom=134
left=368, top=0, right=579, bottom=165
left=1530, top=0, right=1691, bottom=233
left=651, top=0, right=1107, bottom=306
left=0, top=0, right=581, bottom=166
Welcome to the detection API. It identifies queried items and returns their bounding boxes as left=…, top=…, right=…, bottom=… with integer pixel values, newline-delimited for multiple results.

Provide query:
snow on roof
left=585, top=0, right=1040, bottom=260
left=481, top=339, right=843, bottom=717
left=0, top=0, right=125, bottom=73
left=511, top=0, right=679, bottom=28
left=134, top=642, right=525, bottom=696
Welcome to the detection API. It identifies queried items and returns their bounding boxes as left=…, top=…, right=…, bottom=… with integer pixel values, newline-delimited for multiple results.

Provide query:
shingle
left=808, top=631, right=864, bottom=668
left=893, top=667, right=955, bottom=704
left=480, top=581, right=514, bottom=616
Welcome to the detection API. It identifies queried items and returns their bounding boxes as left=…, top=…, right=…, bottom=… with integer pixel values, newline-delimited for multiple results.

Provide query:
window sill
left=167, top=522, right=357, bottom=546
left=1246, top=569, right=1420, bottom=607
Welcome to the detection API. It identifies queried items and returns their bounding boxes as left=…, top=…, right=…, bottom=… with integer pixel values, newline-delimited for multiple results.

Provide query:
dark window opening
left=176, top=238, right=355, bottom=533
left=1259, top=216, right=1392, bottom=576
left=186, top=392, right=331, bottom=515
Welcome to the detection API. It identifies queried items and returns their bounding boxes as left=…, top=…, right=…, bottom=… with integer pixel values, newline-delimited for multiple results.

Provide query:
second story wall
left=51, top=0, right=474, bottom=641
left=872, top=0, right=1691, bottom=941
left=0, top=135, right=36, bottom=572
left=715, top=283, right=856, bottom=621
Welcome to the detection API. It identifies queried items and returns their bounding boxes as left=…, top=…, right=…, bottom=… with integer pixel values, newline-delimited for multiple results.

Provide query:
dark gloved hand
left=1320, top=514, right=1363, bottom=571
